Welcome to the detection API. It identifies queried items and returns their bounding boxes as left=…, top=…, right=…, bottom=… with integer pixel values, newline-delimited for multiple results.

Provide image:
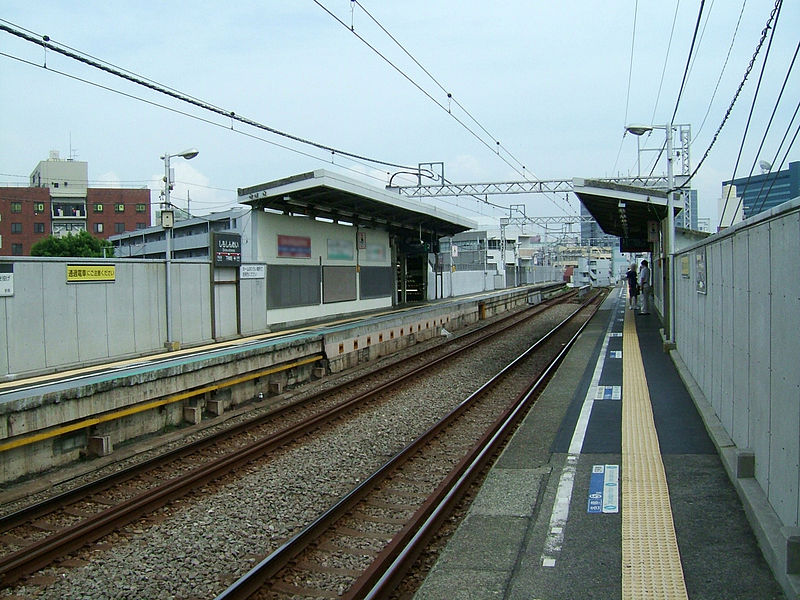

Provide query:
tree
left=31, top=231, right=114, bottom=258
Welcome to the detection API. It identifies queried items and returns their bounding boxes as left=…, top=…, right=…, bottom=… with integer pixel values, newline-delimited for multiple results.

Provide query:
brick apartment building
left=0, top=152, right=151, bottom=256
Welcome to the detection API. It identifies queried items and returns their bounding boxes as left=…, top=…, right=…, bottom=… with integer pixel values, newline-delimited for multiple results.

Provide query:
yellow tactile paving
left=622, top=308, right=688, bottom=599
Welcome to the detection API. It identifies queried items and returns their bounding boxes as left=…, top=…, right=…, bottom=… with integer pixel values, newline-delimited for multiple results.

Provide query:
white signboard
left=0, top=264, right=13, bottom=296
left=240, top=264, right=265, bottom=279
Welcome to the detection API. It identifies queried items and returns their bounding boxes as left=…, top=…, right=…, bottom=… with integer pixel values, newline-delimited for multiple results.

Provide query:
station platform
left=414, top=286, right=787, bottom=600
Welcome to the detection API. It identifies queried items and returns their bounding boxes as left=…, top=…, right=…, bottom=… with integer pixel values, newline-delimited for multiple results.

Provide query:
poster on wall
left=365, top=243, right=386, bottom=262
left=278, top=235, right=311, bottom=258
left=681, top=255, right=690, bottom=278
left=695, top=248, right=707, bottom=294
left=327, top=239, right=354, bottom=260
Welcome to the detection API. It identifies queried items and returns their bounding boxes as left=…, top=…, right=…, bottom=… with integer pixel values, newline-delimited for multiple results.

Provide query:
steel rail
left=0, top=290, right=577, bottom=587
left=0, top=289, right=571, bottom=531
left=350, top=293, right=603, bottom=599
left=214, top=291, right=602, bottom=599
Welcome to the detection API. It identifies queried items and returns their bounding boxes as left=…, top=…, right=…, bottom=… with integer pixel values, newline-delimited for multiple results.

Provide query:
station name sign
left=213, top=232, right=242, bottom=267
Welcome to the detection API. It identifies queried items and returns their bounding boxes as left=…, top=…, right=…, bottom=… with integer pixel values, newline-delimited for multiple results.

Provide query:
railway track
left=0, top=289, right=587, bottom=590
left=215, top=291, right=604, bottom=599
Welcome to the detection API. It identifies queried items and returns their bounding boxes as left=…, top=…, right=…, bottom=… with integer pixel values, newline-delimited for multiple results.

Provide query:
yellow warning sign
left=66, top=264, right=116, bottom=283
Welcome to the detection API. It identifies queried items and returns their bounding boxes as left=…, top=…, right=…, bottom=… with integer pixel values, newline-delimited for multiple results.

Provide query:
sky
left=1, top=1, right=798, bottom=237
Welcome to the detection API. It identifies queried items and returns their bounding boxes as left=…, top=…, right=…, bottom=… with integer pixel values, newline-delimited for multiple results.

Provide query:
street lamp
left=625, top=123, right=676, bottom=346
left=161, top=148, right=198, bottom=350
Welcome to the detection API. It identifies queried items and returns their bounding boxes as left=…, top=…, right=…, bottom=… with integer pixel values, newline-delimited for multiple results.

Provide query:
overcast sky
left=1, top=2, right=798, bottom=234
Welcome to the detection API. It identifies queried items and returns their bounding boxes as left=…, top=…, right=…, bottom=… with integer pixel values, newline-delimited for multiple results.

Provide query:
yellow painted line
left=0, top=354, right=322, bottom=453
left=622, top=310, right=688, bottom=599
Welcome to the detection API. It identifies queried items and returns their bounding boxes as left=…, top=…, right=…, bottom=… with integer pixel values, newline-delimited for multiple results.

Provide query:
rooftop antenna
left=68, top=133, right=78, bottom=161
left=759, top=160, right=772, bottom=174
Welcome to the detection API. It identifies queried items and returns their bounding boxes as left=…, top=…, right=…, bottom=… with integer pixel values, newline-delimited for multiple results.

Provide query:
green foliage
left=30, top=231, right=114, bottom=258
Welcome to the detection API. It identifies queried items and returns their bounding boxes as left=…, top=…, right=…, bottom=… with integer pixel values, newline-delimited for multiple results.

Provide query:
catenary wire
left=0, top=50, right=397, bottom=188
left=351, top=0, right=532, bottom=177
left=718, top=0, right=783, bottom=225
left=2, top=18, right=565, bottom=223
left=0, top=21, right=418, bottom=173
left=751, top=95, right=800, bottom=215
left=610, top=0, right=639, bottom=177
left=316, top=1, right=571, bottom=214
left=752, top=118, right=800, bottom=214
left=693, top=0, right=747, bottom=142
left=674, top=0, right=782, bottom=193
left=731, top=30, right=797, bottom=219
left=669, top=0, right=705, bottom=125
left=650, top=0, right=680, bottom=125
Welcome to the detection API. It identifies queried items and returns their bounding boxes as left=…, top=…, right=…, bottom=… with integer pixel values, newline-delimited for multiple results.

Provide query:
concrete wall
left=673, top=198, right=800, bottom=529
left=0, top=257, right=213, bottom=378
left=429, top=265, right=563, bottom=300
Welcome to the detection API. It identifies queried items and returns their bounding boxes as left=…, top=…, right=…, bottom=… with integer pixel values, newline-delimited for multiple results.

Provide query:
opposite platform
left=414, top=286, right=786, bottom=599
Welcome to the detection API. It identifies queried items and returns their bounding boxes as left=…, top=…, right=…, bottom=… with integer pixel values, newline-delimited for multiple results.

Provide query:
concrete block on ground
left=786, top=530, right=800, bottom=574
left=183, top=406, right=202, bottom=425
left=269, top=381, right=284, bottom=395
left=88, top=435, right=113, bottom=457
left=737, top=449, right=755, bottom=479
left=206, top=399, right=224, bottom=416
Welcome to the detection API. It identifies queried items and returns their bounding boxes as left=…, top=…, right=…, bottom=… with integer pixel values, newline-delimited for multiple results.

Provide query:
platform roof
left=238, top=170, right=477, bottom=241
left=572, top=178, right=681, bottom=251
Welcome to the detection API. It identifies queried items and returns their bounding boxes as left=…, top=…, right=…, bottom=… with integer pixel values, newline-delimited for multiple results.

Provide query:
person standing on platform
left=625, top=264, right=639, bottom=309
left=639, top=259, right=651, bottom=314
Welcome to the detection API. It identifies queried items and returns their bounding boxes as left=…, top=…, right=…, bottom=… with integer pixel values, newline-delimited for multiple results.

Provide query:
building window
left=11, top=243, right=23, bottom=255
left=11, top=223, right=22, bottom=234
left=94, top=203, right=104, bottom=213
left=34, top=222, right=45, bottom=233
left=115, top=223, right=125, bottom=233
left=10, top=202, right=22, bottom=213
left=34, top=202, right=45, bottom=214
left=136, top=222, right=147, bottom=230
left=135, top=203, right=146, bottom=213
left=94, top=223, right=104, bottom=233
left=115, top=203, right=125, bottom=213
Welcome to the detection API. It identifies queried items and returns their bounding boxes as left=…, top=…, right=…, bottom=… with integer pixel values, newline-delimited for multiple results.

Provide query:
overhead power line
left=313, top=1, right=571, bottom=215
left=721, top=0, right=784, bottom=224
left=0, top=20, right=418, bottom=174
left=674, top=0, right=782, bottom=192
left=670, top=0, right=706, bottom=124
left=693, top=0, right=747, bottom=141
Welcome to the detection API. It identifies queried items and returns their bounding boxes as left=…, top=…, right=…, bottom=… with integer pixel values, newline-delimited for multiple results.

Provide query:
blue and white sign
left=595, top=386, right=621, bottom=400
left=588, top=464, right=620, bottom=513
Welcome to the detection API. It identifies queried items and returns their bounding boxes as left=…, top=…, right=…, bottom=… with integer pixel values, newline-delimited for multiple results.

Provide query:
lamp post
left=161, top=148, right=198, bottom=350
left=625, top=124, right=676, bottom=346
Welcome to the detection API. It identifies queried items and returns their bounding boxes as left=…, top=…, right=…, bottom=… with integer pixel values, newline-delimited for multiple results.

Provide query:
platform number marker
left=595, top=386, right=621, bottom=400
left=588, top=464, right=620, bottom=513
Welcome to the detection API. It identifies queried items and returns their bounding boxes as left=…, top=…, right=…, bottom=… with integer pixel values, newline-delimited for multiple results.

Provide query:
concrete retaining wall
left=673, top=197, right=800, bottom=590
left=0, top=284, right=564, bottom=484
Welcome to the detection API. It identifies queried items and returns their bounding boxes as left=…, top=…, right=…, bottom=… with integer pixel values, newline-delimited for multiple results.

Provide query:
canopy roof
left=572, top=178, right=681, bottom=251
left=239, top=170, right=476, bottom=241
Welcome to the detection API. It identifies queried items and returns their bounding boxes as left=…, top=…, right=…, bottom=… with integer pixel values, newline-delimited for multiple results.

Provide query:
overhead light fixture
left=625, top=125, right=653, bottom=136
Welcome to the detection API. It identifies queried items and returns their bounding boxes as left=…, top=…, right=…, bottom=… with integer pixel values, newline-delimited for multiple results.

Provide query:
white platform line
left=541, top=289, right=621, bottom=567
